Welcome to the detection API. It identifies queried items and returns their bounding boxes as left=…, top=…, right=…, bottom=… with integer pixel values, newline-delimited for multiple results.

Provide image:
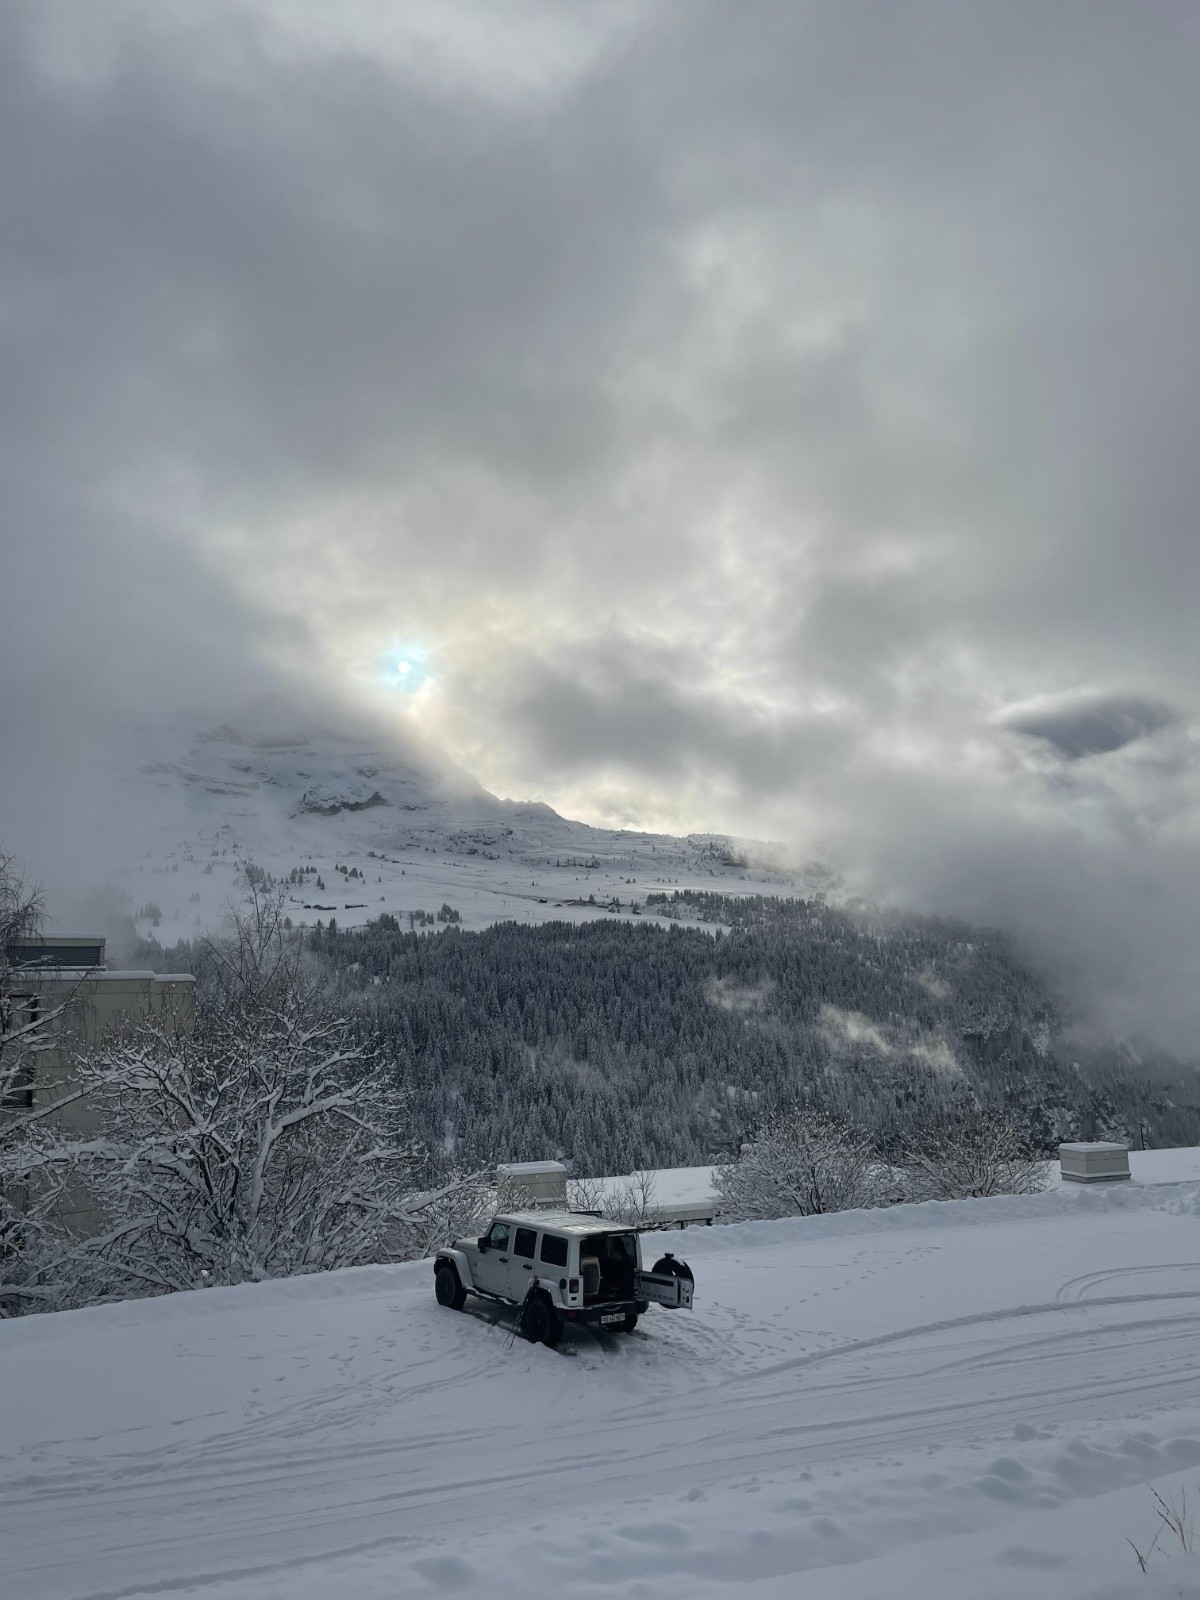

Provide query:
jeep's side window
left=540, top=1233, right=568, bottom=1268
left=512, top=1227, right=537, bottom=1259
left=486, top=1222, right=511, bottom=1251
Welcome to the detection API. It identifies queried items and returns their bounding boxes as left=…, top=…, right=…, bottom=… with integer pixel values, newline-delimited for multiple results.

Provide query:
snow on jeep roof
left=495, top=1211, right=632, bottom=1235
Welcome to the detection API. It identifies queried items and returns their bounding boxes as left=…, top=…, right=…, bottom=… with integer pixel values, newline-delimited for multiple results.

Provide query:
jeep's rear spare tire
left=435, top=1264, right=466, bottom=1310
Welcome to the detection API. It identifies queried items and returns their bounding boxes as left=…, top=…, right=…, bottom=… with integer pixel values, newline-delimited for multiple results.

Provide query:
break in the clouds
left=4, top=1, right=1200, bottom=1044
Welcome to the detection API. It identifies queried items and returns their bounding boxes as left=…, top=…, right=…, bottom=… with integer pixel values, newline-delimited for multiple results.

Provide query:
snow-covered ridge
left=70, top=696, right=829, bottom=946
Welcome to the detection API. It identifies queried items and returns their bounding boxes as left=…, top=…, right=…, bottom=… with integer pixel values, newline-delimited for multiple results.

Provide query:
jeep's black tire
left=622, top=1312, right=639, bottom=1333
left=522, top=1295, right=563, bottom=1347
left=435, top=1264, right=466, bottom=1310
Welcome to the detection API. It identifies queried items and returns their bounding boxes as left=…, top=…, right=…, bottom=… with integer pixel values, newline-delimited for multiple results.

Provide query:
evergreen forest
left=267, top=894, right=1200, bottom=1174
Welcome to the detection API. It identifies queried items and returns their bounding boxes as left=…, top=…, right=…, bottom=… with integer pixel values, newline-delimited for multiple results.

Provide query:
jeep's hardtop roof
left=489, top=1211, right=635, bottom=1236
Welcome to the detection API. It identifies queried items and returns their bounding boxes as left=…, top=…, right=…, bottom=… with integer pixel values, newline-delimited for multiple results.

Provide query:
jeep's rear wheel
left=521, top=1295, right=563, bottom=1347
left=435, top=1264, right=466, bottom=1310
left=622, top=1312, right=639, bottom=1333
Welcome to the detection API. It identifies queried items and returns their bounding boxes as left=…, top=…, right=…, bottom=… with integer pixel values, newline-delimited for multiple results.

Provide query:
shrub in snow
left=901, top=1104, right=1049, bottom=1201
left=715, top=1110, right=883, bottom=1222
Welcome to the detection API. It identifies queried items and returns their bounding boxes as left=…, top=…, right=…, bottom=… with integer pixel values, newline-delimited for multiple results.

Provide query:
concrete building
left=2, top=935, right=195, bottom=1231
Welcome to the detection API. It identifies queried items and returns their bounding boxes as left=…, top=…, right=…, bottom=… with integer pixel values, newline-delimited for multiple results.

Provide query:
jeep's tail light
left=568, top=1277, right=579, bottom=1295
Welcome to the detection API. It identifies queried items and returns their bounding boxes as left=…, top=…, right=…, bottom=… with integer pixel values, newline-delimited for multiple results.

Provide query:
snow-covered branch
left=900, top=1104, right=1049, bottom=1201
left=46, top=892, right=488, bottom=1304
left=715, top=1109, right=885, bottom=1222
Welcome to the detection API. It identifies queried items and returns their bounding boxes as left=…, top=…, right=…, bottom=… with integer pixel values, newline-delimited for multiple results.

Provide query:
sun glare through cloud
left=375, top=643, right=431, bottom=695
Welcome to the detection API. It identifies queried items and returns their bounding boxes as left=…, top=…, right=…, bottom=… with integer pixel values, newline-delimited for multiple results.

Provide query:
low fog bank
left=814, top=735, right=1200, bottom=1058
left=5, top=685, right=1200, bottom=1069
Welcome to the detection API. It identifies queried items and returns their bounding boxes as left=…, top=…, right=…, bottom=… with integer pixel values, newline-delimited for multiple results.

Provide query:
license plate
left=600, top=1312, right=624, bottom=1325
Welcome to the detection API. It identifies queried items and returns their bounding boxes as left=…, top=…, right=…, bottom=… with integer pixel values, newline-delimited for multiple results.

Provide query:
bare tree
left=564, top=1173, right=606, bottom=1213
left=604, top=1169, right=659, bottom=1226
left=902, top=1105, right=1049, bottom=1201
left=58, top=888, right=484, bottom=1301
left=395, top=1171, right=493, bottom=1258
left=715, top=1109, right=883, bottom=1222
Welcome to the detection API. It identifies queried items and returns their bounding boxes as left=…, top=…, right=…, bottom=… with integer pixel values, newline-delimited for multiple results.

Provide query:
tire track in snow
left=10, top=1208, right=1200, bottom=1600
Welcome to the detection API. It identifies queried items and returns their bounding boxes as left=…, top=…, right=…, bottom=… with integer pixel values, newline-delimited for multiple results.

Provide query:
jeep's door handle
left=522, top=1263, right=532, bottom=1269
left=498, top=1256, right=508, bottom=1263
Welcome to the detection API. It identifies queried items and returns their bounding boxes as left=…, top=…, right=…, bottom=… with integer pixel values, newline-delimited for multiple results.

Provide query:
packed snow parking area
left=6, top=1187, right=1200, bottom=1600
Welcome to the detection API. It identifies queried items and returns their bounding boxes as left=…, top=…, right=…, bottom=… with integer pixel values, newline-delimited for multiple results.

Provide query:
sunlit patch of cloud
left=819, top=1005, right=892, bottom=1056
left=916, top=966, right=952, bottom=1002
left=706, top=975, right=776, bottom=1013
left=908, top=1037, right=961, bottom=1077
left=374, top=642, right=432, bottom=696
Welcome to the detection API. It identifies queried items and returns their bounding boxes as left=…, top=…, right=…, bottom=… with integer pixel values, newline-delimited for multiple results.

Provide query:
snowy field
left=6, top=1184, right=1200, bottom=1599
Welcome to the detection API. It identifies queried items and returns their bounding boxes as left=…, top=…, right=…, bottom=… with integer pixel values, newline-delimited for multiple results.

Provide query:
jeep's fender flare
left=435, top=1248, right=475, bottom=1293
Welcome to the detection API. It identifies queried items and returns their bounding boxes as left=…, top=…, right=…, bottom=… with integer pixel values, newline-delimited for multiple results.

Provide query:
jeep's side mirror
left=478, top=1236, right=488, bottom=1252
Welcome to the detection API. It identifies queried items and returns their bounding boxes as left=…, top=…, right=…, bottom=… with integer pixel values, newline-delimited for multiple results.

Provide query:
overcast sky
left=4, top=2, right=1200, bottom=1043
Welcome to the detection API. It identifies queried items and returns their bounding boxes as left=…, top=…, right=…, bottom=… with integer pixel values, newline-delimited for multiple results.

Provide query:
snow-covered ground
left=6, top=1182, right=1200, bottom=1599
left=63, top=697, right=831, bottom=948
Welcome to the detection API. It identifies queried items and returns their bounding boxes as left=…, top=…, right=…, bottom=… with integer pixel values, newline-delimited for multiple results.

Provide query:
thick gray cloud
left=4, top=2, right=1200, bottom=1043
left=1004, top=693, right=1180, bottom=760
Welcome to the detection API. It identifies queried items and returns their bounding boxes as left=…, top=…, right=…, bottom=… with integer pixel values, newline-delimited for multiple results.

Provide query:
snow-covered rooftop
left=493, top=1209, right=631, bottom=1235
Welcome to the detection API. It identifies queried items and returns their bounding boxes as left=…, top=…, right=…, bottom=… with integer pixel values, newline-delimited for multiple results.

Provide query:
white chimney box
left=496, top=1160, right=568, bottom=1205
left=1058, top=1142, right=1131, bottom=1182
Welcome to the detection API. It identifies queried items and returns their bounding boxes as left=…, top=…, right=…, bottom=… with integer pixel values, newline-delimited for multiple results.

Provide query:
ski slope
left=5, top=1183, right=1200, bottom=1600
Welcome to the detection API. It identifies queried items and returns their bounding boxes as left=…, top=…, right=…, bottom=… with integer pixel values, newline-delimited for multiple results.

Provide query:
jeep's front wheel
left=521, top=1295, right=563, bottom=1347
left=435, top=1264, right=466, bottom=1310
left=622, top=1312, right=639, bottom=1333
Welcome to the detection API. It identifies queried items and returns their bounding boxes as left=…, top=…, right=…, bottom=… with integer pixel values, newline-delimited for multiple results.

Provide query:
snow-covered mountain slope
left=5, top=1183, right=1200, bottom=1600
left=75, top=696, right=831, bottom=947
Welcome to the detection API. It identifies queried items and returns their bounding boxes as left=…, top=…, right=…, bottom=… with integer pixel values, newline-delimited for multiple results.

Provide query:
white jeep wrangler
left=434, top=1211, right=694, bottom=1347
